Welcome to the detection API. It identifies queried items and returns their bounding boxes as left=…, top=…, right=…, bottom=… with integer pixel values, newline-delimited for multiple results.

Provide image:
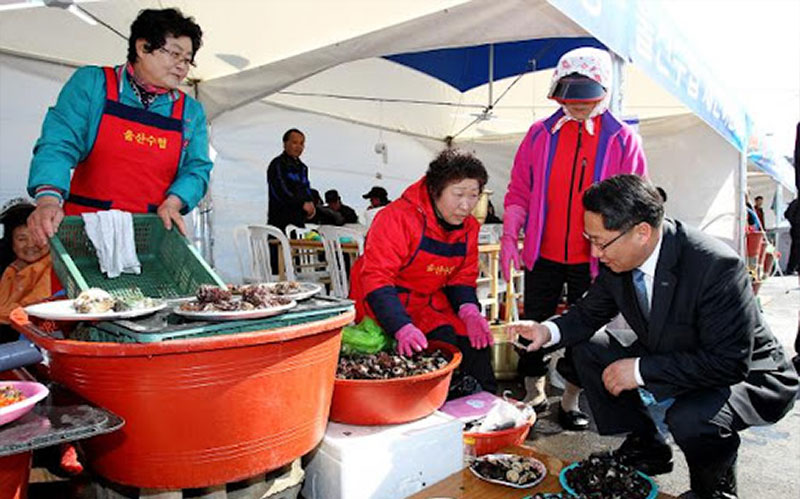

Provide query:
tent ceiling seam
left=80, top=4, right=128, bottom=40
left=0, top=48, right=83, bottom=69
left=276, top=90, right=486, bottom=109
left=258, top=100, right=446, bottom=143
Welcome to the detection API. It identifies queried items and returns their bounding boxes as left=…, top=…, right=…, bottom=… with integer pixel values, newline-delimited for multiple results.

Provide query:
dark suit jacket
left=554, top=218, right=798, bottom=425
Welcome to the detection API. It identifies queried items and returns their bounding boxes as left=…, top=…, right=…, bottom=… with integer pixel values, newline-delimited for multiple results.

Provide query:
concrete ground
left=508, top=274, right=800, bottom=498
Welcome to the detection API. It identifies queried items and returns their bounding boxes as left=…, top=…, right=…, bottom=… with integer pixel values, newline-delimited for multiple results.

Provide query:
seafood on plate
left=73, top=288, right=115, bottom=314
left=180, top=284, right=291, bottom=312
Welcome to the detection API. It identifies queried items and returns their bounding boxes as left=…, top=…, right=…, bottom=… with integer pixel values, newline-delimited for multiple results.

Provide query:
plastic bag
left=341, top=317, right=390, bottom=354
left=477, top=399, right=535, bottom=433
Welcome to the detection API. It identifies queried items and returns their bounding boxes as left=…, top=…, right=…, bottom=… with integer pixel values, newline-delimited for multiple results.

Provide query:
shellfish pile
left=470, top=454, right=544, bottom=486
left=180, top=284, right=291, bottom=312
left=564, top=454, right=653, bottom=498
left=336, top=350, right=449, bottom=380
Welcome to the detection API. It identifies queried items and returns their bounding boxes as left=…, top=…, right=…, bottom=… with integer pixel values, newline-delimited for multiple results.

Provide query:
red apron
left=64, top=66, right=185, bottom=216
left=351, top=230, right=470, bottom=336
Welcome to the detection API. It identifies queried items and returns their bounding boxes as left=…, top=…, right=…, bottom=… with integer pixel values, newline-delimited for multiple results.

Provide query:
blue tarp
left=384, top=37, right=605, bottom=93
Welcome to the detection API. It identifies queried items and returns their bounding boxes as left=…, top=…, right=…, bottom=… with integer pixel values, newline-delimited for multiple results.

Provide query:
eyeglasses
left=157, top=47, right=195, bottom=67
left=583, top=223, right=637, bottom=251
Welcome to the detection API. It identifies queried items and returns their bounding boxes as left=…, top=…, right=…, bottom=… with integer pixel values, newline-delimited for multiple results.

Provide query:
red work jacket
left=350, top=178, right=480, bottom=336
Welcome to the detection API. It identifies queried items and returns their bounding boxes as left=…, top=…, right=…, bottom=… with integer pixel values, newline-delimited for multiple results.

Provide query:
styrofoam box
left=302, top=411, right=463, bottom=499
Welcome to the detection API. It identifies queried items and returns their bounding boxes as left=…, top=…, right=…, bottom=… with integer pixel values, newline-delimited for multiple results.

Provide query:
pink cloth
left=395, top=322, right=428, bottom=357
left=503, top=109, right=648, bottom=276
left=458, top=304, right=493, bottom=349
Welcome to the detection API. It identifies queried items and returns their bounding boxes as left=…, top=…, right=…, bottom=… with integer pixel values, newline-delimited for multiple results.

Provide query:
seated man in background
left=511, top=175, right=797, bottom=499
left=362, top=186, right=391, bottom=228
left=308, top=189, right=345, bottom=226
left=325, top=189, right=359, bottom=224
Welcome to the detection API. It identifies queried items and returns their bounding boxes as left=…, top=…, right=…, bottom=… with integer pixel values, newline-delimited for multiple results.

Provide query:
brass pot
left=471, top=189, right=493, bottom=224
left=489, top=324, right=519, bottom=380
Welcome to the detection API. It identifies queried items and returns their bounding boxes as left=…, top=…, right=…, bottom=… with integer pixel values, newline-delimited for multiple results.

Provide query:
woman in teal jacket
left=26, top=8, right=212, bottom=246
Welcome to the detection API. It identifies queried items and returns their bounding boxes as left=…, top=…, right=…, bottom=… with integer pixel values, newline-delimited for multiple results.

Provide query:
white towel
left=82, top=210, right=141, bottom=279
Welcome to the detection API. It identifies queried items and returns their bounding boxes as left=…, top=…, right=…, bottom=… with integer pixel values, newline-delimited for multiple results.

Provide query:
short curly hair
left=0, top=201, right=36, bottom=272
left=425, top=149, right=488, bottom=199
left=127, top=8, right=203, bottom=65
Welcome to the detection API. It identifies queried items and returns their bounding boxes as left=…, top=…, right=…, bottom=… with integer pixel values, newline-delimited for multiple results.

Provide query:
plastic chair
left=284, top=223, right=320, bottom=240
left=317, top=226, right=365, bottom=298
left=284, top=223, right=330, bottom=283
left=233, top=224, right=295, bottom=283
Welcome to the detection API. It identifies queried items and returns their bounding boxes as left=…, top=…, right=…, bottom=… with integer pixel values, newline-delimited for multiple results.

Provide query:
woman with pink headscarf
left=501, top=47, right=647, bottom=430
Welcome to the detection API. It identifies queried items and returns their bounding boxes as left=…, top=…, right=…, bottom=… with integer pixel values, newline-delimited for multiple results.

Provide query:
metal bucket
left=490, top=324, right=519, bottom=380
left=471, top=189, right=493, bottom=224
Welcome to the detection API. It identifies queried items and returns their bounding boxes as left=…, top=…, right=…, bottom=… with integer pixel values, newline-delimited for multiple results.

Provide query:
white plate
left=469, top=453, right=547, bottom=489
left=261, top=282, right=322, bottom=301
left=24, top=299, right=167, bottom=321
left=173, top=300, right=297, bottom=321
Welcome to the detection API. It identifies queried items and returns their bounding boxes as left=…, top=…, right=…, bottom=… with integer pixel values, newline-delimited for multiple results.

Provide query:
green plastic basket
left=50, top=214, right=226, bottom=299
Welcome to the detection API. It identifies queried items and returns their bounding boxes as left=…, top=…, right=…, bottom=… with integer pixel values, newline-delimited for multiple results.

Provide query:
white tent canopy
left=0, top=0, right=786, bottom=281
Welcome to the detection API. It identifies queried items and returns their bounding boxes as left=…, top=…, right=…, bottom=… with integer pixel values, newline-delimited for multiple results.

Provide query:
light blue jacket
left=28, top=65, right=212, bottom=210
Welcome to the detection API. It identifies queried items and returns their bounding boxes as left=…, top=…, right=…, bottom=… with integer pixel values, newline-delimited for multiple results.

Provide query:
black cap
left=549, top=73, right=606, bottom=102
left=362, top=186, right=388, bottom=200
left=324, top=189, right=340, bottom=203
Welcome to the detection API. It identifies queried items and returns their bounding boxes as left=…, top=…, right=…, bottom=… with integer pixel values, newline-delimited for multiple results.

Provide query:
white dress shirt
left=542, top=226, right=664, bottom=386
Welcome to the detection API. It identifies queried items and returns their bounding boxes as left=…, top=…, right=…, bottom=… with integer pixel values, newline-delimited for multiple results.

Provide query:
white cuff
left=542, top=321, right=560, bottom=347
left=634, top=357, right=645, bottom=386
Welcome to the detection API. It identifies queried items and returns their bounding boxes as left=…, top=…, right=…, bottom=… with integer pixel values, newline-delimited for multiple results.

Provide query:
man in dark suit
left=511, top=175, right=798, bottom=499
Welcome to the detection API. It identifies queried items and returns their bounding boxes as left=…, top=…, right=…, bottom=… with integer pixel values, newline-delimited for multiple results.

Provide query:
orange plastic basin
left=329, top=341, right=462, bottom=425
left=11, top=308, right=353, bottom=490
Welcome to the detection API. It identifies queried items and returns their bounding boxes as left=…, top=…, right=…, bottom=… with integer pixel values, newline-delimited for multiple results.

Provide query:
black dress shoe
left=530, top=398, right=548, bottom=414
left=557, top=404, right=590, bottom=431
left=593, top=433, right=674, bottom=476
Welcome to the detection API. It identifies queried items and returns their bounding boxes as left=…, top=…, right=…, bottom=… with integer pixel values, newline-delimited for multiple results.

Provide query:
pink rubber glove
left=395, top=323, right=428, bottom=357
left=500, top=204, right=527, bottom=282
left=458, top=304, right=494, bottom=349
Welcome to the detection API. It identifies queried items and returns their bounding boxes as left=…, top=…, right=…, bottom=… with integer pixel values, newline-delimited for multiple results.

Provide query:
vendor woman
left=349, top=150, right=497, bottom=393
left=26, top=8, right=212, bottom=247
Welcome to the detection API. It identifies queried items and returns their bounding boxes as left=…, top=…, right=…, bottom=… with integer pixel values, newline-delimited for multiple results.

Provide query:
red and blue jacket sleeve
left=361, top=208, right=417, bottom=334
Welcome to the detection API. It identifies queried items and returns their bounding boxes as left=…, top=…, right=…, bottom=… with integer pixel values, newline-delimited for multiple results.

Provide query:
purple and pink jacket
left=504, top=108, right=648, bottom=274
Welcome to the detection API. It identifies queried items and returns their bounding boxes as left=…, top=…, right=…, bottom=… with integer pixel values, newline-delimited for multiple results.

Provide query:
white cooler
left=302, top=411, right=463, bottom=499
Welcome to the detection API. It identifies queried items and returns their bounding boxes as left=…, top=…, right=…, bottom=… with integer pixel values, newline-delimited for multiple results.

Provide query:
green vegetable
left=341, top=318, right=391, bottom=354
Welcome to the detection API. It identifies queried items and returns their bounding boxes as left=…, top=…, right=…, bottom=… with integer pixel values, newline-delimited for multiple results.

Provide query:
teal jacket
left=27, top=65, right=213, bottom=210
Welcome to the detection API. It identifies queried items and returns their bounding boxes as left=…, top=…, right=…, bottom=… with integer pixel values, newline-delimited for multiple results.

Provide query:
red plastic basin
left=464, top=413, right=536, bottom=456
left=0, top=451, right=31, bottom=499
left=329, top=341, right=462, bottom=425
left=11, top=308, right=353, bottom=490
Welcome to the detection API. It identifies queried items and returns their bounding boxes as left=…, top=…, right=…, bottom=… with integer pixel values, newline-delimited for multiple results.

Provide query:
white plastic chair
left=233, top=224, right=295, bottom=283
left=284, top=223, right=330, bottom=283
left=284, top=223, right=320, bottom=240
left=317, top=226, right=365, bottom=298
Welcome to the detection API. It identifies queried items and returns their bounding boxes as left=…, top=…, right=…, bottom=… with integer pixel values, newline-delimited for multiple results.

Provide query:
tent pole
left=488, top=44, right=494, bottom=110
left=738, top=151, right=747, bottom=256
left=610, top=52, right=624, bottom=114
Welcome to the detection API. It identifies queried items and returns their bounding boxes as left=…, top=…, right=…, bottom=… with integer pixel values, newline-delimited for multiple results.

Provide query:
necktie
left=633, top=268, right=650, bottom=320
